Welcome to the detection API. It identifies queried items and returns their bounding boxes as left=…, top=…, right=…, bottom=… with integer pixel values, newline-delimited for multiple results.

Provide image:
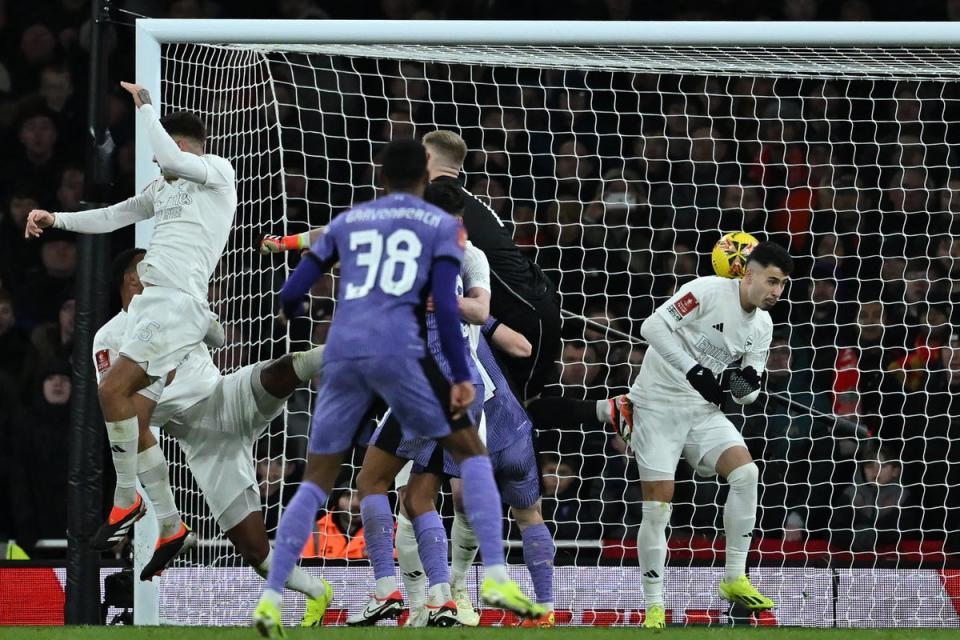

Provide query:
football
left=712, top=231, right=759, bottom=278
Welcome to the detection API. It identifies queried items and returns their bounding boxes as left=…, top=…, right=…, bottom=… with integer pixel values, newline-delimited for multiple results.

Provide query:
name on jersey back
left=345, top=207, right=442, bottom=227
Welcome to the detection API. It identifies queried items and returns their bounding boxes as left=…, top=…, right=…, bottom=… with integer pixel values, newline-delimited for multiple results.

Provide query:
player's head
left=112, top=247, right=146, bottom=309
left=423, top=130, right=467, bottom=177
left=742, top=241, right=793, bottom=311
left=423, top=178, right=465, bottom=217
left=160, top=111, right=206, bottom=153
left=380, top=139, right=429, bottom=195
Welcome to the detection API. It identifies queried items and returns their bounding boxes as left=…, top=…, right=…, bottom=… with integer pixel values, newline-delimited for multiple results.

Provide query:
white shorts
left=120, top=286, right=210, bottom=379
left=629, top=387, right=746, bottom=482
left=164, top=363, right=282, bottom=528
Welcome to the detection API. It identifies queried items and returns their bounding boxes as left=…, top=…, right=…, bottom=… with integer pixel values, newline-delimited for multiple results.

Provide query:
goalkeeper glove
left=729, top=366, right=762, bottom=405
left=260, top=232, right=310, bottom=254
left=686, top=364, right=723, bottom=407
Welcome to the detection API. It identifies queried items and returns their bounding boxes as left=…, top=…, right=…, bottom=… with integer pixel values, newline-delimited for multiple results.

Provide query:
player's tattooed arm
left=119, top=81, right=152, bottom=108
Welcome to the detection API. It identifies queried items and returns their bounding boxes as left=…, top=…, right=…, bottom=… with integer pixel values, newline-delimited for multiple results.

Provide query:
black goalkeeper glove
left=729, top=366, right=762, bottom=405
left=686, top=364, right=723, bottom=407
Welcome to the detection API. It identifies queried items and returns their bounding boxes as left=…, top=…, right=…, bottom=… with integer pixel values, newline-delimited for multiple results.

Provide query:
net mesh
left=152, top=41, right=960, bottom=626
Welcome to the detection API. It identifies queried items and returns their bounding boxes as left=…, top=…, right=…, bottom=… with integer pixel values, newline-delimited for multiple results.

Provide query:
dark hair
left=380, top=139, right=428, bottom=191
left=111, top=247, right=146, bottom=293
left=746, top=241, right=794, bottom=276
left=160, top=111, right=207, bottom=144
left=423, top=179, right=465, bottom=215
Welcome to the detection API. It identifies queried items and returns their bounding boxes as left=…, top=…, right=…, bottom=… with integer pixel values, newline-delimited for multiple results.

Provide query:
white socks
left=292, top=346, right=326, bottom=381
left=375, top=576, right=398, bottom=599
left=638, top=501, right=672, bottom=607
left=450, top=511, right=478, bottom=590
left=724, top=463, right=759, bottom=582
left=397, top=514, right=427, bottom=609
left=428, top=582, right=452, bottom=604
left=256, top=549, right=326, bottom=600
left=105, top=416, right=139, bottom=508
left=137, top=445, right=180, bottom=538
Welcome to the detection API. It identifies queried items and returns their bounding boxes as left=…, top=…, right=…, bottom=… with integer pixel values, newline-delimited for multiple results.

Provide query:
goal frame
left=132, top=18, right=960, bottom=625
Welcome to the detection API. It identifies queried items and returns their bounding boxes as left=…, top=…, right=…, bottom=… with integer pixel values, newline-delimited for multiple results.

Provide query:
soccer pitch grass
left=2, top=628, right=957, bottom=640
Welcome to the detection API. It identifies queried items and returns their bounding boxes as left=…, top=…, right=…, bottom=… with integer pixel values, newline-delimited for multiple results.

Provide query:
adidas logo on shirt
left=712, top=323, right=724, bottom=333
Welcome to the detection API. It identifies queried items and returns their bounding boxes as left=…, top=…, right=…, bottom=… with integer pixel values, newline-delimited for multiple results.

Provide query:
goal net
left=144, top=27, right=960, bottom=628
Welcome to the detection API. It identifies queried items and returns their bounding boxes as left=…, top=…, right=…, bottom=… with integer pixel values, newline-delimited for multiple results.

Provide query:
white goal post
left=132, top=19, right=960, bottom=627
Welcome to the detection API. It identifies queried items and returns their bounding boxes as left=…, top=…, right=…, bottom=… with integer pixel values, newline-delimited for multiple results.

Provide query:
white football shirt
left=137, top=105, right=237, bottom=302
left=632, top=276, right=773, bottom=399
left=93, top=310, right=221, bottom=428
left=461, top=240, right=495, bottom=401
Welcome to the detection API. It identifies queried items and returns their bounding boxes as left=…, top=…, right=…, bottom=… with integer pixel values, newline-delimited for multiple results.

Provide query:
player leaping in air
left=96, top=248, right=332, bottom=622
left=623, top=241, right=793, bottom=629
left=251, top=140, right=544, bottom=639
left=25, top=81, right=236, bottom=572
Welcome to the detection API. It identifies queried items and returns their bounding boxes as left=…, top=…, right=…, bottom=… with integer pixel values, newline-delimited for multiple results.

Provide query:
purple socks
left=265, top=481, right=327, bottom=594
left=413, top=511, right=450, bottom=588
left=360, top=494, right=397, bottom=580
left=521, top=523, right=555, bottom=604
left=459, top=455, right=506, bottom=568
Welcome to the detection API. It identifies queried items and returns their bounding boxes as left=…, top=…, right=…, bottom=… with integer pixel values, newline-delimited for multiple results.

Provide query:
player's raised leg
left=715, top=446, right=773, bottom=610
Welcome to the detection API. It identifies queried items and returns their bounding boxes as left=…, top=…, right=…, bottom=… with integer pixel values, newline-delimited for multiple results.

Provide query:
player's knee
left=640, top=501, right=673, bottom=528
left=512, top=503, right=544, bottom=530
left=357, top=469, right=392, bottom=499
left=727, top=461, right=759, bottom=489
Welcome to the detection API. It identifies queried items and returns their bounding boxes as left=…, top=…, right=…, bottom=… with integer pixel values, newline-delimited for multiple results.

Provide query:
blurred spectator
left=6, top=103, right=64, bottom=199
left=15, top=229, right=77, bottom=325
left=30, top=291, right=74, bottom=366
left=55, top=166, right=84, bottom=212
left=589, top=434, right=643, bottom=540
left=0, top=290, right=31, bottom=391
left=540, top=454, right=599, bottom=540
left=557, top=341, right=604, bottom=399
left=6, top=360, right=72, bottom=552
left=830, top=448, right=911, bottom=551
left=301, top=488, right=367, bottom=559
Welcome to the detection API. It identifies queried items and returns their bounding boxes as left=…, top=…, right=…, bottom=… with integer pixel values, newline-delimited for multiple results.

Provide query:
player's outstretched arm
left=259, top=229, right=325, bottom=254
left=120, top=81, right=209, bottom=184
left=488, top=322, right=532, bottom=358
left=25, top=192, right=155, bottom=239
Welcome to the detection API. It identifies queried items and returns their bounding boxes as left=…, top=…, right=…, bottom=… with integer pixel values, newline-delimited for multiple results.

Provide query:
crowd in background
left=2, top=0, right=960, bottom=561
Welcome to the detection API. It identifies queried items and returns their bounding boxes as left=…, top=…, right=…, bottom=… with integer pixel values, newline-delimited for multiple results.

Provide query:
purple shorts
left=308, top=356, right=471, bottom=455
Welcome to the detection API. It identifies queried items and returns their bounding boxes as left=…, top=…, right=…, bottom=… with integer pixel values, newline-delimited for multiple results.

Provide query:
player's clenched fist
left=449, top=381, right=476, bottom=419
left=686, top=364, right=723, bottom=407
left=25, top=209, right=56, bottom=239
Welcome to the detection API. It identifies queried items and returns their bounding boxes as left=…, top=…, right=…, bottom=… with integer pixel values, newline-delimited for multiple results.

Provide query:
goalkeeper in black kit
left=617, top=241, right=794, bottom=629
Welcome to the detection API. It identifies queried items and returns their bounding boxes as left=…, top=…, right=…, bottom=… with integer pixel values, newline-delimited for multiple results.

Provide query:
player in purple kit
left=251, top=140, right=543, bottom=639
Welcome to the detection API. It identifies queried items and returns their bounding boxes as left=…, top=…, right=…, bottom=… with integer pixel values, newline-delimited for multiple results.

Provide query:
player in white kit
left=624, top=241, right=793, bottom=629
left=25, top=82, right=236, bottom=563
left=94, top=248, right=334, bottom=624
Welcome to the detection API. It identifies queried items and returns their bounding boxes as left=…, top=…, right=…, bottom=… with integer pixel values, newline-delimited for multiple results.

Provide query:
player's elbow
left=639, top=314, right=660, bottom=342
